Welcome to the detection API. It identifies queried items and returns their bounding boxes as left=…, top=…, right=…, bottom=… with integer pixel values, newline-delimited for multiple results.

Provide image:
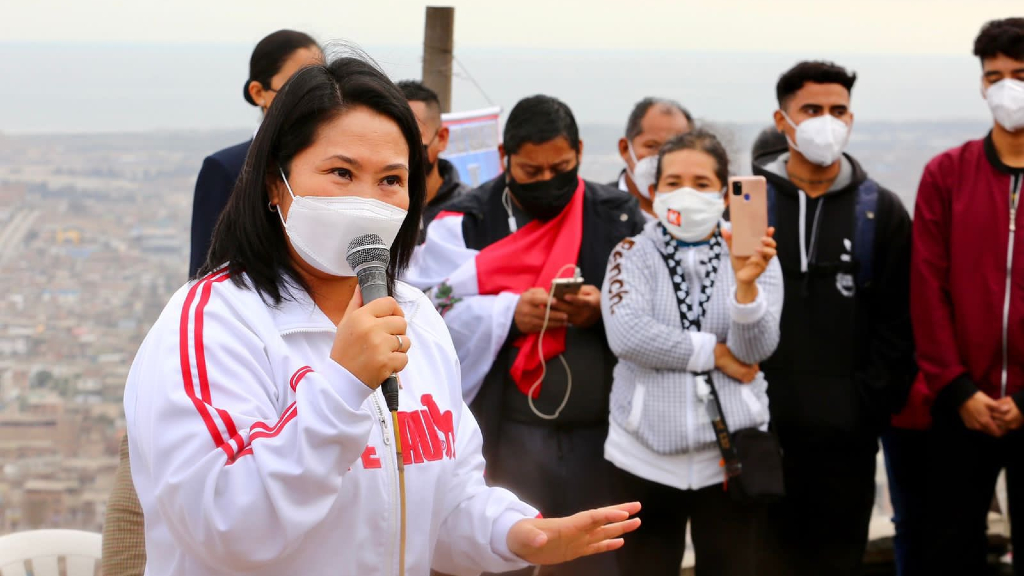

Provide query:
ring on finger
left=395, top=334, right=404, bottom=353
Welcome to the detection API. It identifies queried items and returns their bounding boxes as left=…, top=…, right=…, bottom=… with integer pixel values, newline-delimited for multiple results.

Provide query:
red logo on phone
left=667, top=209, right=682, bottom=226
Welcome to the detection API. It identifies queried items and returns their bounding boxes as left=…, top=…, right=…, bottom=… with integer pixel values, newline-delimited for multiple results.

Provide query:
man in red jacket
left=913, top=17, right=1024, bottom=576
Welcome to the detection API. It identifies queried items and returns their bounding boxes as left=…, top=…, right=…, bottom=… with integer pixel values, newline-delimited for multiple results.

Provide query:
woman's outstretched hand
left=507, top=502, right=641, bottom=566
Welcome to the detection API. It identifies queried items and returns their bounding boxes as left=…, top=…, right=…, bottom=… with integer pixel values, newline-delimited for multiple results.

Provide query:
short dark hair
left=654, top=128, right=730, bottom=188
left=625, top=97, right=693, bottom=140
left=776, top=61, right=857, bottom=108
left=203, top=56, right=426, bottom=304
left=974, top=18, right=1024, bottom=62
left=503, top=95, right=581, bottom=156
left=243, top=30, right=319, bottom=106
left=396, top=80, right=441, bottom=118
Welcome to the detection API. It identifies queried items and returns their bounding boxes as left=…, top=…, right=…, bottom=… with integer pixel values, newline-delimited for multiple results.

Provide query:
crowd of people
left=101, top=16, right=1024, bottom=576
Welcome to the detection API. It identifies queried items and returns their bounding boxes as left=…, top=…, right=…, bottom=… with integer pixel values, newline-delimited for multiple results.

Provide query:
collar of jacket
left=270, top=282, right=337, bottom=335
left=984, top=130, right=1024, bottom=175
left=752, top=150, right=869, bottom=199
left=266, top=276, right=424, bottom=336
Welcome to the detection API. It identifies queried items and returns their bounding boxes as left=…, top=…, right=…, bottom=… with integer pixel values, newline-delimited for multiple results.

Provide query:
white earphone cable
left=527, top=263, right=579, bottom=420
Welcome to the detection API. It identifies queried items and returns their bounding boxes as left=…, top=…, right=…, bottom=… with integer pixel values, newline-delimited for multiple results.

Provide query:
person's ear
left=618, top=138, right=631, bottom=165
left=648, top=183, right=657, bottom=197
left=436, top=126, right=450, bottom=153
left=773, top=109, right=788, bottom=134
left=248, top=80, right=267, bottom=109
left=499, top=144, right=510, bottom=179
left=266, top=169, right=285, bottom=209
left=577, top=140, right=584, bottom=162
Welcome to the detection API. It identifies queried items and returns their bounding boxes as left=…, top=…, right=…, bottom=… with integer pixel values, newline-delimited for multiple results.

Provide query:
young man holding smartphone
left=912, top=18, right=1024, bottom=576
left=751, top=60, right=916, bottom=576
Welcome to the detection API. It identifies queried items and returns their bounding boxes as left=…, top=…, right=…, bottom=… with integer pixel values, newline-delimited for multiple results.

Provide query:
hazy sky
left=3, top=1, right=1021, bottom=133
left=5, top=0, right=1019, bottom=53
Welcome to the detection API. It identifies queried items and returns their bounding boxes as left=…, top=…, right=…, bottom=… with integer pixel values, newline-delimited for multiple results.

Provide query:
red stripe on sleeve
left=179, top=272, right=233, bottom=455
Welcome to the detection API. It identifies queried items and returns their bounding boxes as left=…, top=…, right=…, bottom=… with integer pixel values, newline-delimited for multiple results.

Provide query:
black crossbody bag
left=698, top=372, right=784, bottom=504
left=657, top=231, right=784, bottom=504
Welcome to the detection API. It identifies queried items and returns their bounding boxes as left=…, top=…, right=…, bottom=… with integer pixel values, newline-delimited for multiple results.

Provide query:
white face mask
left=781, top=111, right=851, bottom=167
left=276, top=167, right=408, bottom=277
left=652, top=186, right=726, bottom=242
left=986, top=78, right=1024, bottom=132
left=625, top=141, right=658, bottom=200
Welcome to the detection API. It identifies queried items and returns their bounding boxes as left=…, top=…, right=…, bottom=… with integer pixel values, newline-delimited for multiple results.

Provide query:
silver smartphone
left=551, top=277, right=584, bottom=300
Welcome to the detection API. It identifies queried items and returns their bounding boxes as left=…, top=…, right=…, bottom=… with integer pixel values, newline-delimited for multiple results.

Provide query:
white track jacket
left=124, top=270, right=538, bottom=576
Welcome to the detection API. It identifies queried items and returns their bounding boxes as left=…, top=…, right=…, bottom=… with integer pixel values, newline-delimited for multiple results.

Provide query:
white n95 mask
left=276, top=167, right=408, bottom=277
left=782, top=111, right=851, bottom=167
left=652, top=186, right=726, bottom=242
left=626, top=141, right=658, bottom=200
left=986, top=78, right=1024, bottom=132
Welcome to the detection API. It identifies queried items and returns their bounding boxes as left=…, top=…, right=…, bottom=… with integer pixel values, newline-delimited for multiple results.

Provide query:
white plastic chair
left=0, top=529, right=102, bottom=576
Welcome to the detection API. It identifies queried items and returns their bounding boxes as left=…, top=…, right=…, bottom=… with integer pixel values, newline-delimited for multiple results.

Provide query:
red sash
left=475, top=178, right=585, bottom=397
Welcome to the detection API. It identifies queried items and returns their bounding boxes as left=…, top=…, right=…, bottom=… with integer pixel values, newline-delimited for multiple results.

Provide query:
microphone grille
left=346, top=234, right=391, bottom=269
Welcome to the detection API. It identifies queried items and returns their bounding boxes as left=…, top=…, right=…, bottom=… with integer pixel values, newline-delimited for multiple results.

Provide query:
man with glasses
left=397, top=80, right=469, bottom=241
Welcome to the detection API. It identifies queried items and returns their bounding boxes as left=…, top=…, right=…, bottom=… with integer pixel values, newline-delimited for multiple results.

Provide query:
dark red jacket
left=911, top=133, right=1024, bottom=417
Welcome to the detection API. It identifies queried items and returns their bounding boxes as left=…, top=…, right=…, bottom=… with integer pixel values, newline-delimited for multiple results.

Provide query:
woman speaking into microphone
left=122, top=54, right=639, bottom=576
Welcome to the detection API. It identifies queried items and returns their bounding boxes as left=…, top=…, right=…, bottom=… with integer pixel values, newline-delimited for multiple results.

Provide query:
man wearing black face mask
left=406, top=95, right=644, bottom=576
left=397, top=80, right=469, bottom=242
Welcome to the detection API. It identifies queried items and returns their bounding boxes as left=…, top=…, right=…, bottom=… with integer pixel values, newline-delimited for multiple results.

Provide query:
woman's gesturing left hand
left=721, top=227, right=777, bottom=303
left=507, top=502, right=641, bottom=566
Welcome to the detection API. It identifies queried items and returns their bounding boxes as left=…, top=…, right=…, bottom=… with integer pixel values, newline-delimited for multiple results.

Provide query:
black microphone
left=346, top=234, right=400, bottom=412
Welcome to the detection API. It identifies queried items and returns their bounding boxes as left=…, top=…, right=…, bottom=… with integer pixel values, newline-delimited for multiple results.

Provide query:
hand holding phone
left=724, top=177, right=777, bottom=303
left=551, top=277, right=584, bottom=300
left=551, top=283, right=602, bottom=329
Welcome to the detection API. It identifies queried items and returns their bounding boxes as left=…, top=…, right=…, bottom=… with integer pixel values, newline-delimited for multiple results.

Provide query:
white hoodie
left=124, top=270, right=538, bottom=576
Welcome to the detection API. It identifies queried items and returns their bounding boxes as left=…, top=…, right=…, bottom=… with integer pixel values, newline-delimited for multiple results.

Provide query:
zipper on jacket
left=278, top=326, right=334, bottom=337
left=1001, top=174, right=1022, bottom=397
left=280, top=325, right=400, bottom=573
left=371, top=392, right=398, bottom=576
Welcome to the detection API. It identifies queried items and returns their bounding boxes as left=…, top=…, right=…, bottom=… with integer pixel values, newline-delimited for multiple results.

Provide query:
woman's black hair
left=200, top=55, right=426, bottom=304
left=243, top=30, right=319, bottom=106
left=654, top=128, right=730, bottom=188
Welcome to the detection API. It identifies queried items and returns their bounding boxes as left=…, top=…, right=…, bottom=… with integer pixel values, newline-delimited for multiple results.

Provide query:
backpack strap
left=853, top=179, right=879, bottom=290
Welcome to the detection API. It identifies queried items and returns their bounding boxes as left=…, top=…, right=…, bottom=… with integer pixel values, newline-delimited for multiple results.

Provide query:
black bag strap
left=699, top=372, right=743, bottom=479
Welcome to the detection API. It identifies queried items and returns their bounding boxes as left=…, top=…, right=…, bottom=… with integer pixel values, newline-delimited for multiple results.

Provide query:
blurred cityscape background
left=0, top=3, right=1018, bottom=572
